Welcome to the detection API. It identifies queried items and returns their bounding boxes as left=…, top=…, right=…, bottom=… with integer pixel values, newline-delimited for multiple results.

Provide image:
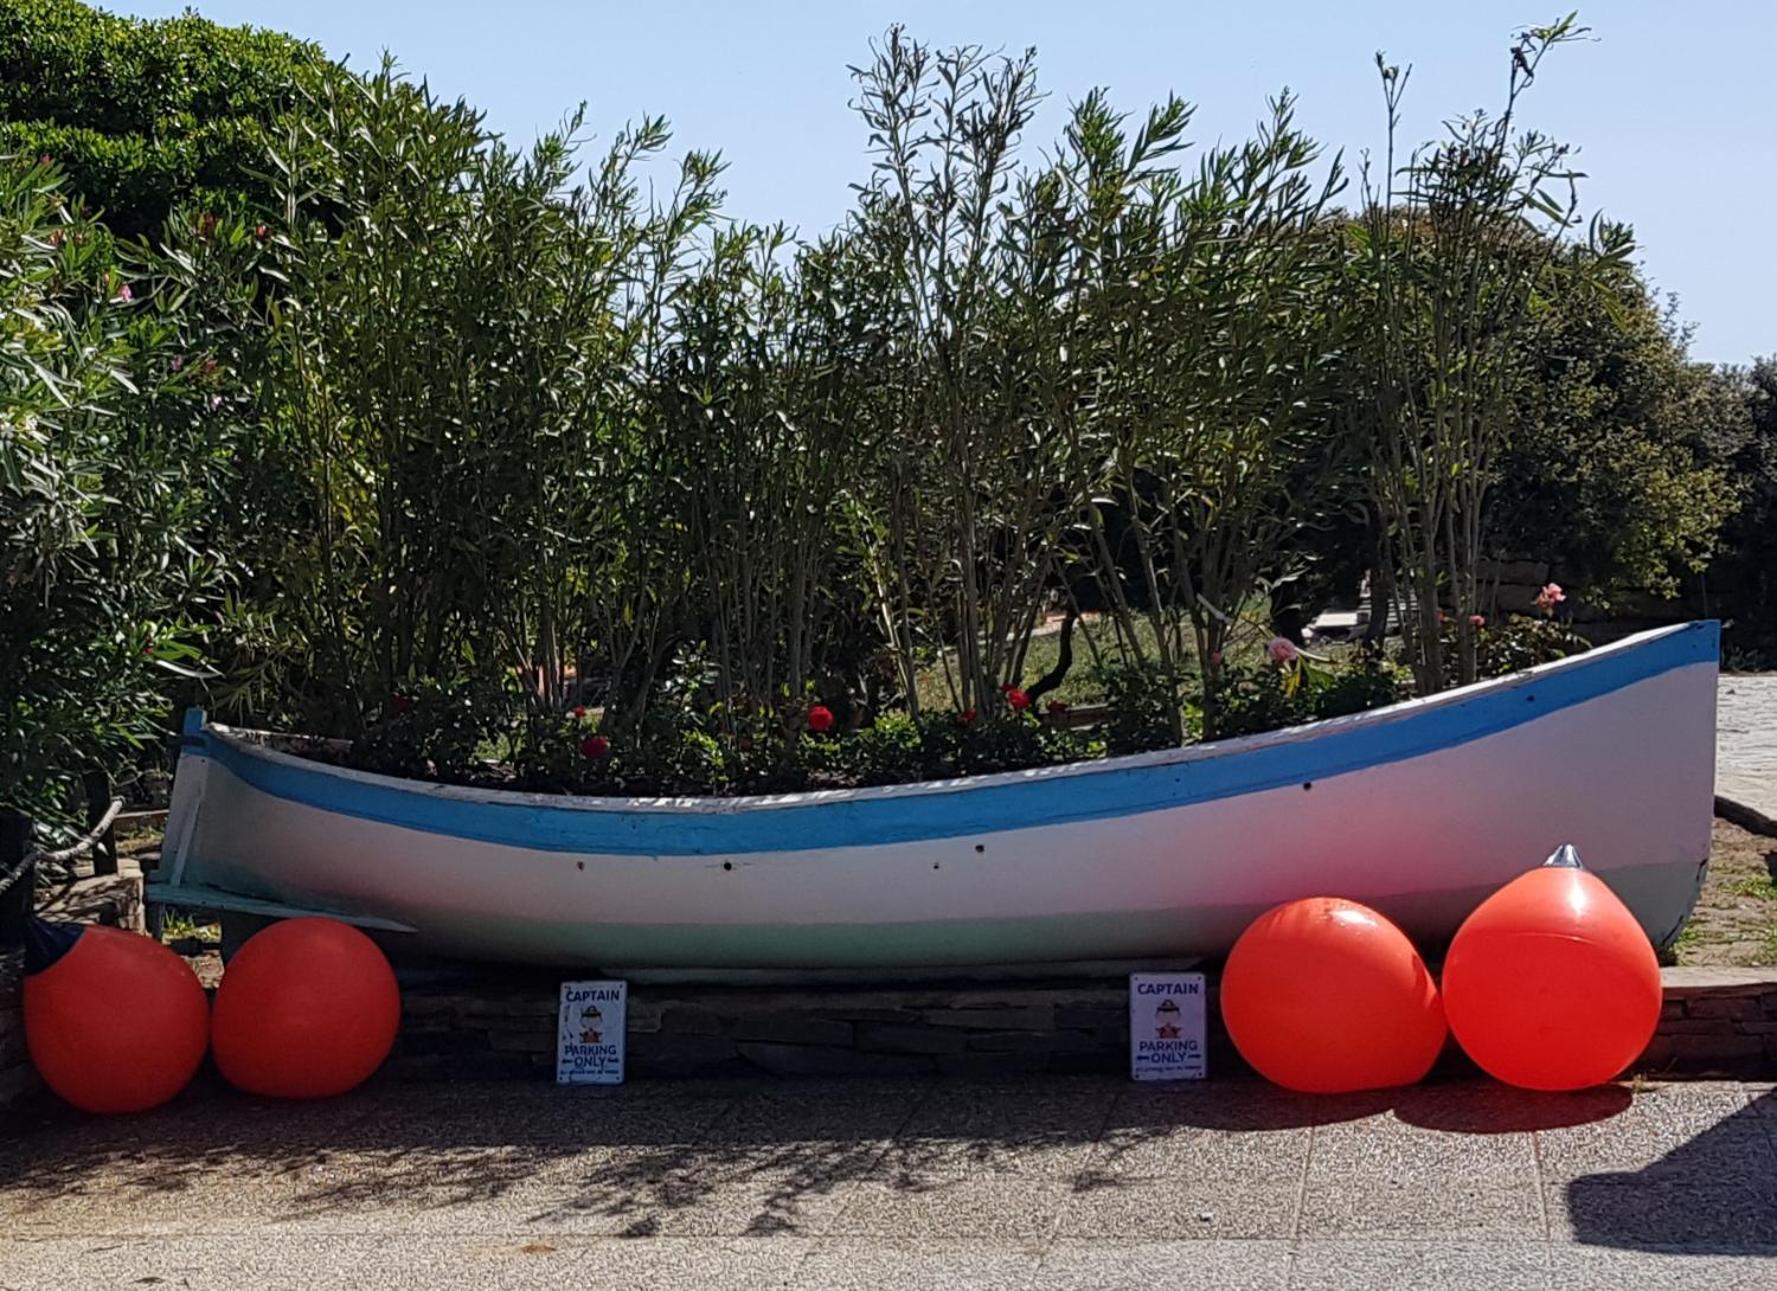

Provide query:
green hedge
left=0, top=0, right=319, bottom=238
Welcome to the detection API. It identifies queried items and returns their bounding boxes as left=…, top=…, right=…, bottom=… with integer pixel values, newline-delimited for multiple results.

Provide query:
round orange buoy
left=1443, top=845, right=1661, bottom=1091
left=24, top=922, right=209, bottom=1115
left=1222, top=897, right=1447, bottom=1094
left=211, top=918, right=400, bottom=1099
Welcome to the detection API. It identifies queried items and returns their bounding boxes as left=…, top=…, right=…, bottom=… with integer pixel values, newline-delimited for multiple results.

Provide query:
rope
left=0, top=799, right=124, bottom=898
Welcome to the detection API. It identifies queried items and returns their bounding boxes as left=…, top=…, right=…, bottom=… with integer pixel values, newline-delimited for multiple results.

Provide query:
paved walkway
left=4, top=1077, right=1775, bottom=1289
left=1719, top=675, right=1777, bottom=825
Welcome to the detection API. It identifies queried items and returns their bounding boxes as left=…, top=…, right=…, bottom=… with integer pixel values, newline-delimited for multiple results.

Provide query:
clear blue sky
left=118, top=1, right=1773, bottom=363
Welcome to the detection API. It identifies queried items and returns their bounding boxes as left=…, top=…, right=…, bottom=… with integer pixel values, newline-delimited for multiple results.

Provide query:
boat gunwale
left=188, top=621, right=1717, bottom=820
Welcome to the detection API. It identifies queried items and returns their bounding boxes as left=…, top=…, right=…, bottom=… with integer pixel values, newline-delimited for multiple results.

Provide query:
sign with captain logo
left=1129, top=972, right=1206, bottom=1081
left=557, top=980, right=627, bottom=1085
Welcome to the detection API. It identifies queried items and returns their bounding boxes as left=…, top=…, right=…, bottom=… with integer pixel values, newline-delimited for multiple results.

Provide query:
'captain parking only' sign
left=1129, top=972, right=1207, bottom=1081
left=557, top=980, right=627, bottom=1084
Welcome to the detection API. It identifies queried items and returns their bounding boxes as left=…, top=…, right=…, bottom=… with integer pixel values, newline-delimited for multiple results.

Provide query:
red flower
left=580, top=734, right=610, bottom=760
left=572, top=705, right=587, bottom=719
left=391, top=694, right=414, bottom=715
left=958, top=708, right=977, bottom=726
left=254, top=223, right=269, bottom=241
left=807, top=704, right=835, bottom=733
left=1006, top=688, right=1030, bottom=711
left=1046, top=699, right=1070, bottom=717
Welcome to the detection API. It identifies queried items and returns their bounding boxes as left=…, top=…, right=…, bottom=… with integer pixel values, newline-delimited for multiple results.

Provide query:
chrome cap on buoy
left=1543, top=843, right=1585, bottom=870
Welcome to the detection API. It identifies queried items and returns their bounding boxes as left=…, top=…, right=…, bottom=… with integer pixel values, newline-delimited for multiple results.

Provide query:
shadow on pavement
left=3, top=1073, right=1765, bottom=1246
left=1565, top=1087, right=1777, bottom=1253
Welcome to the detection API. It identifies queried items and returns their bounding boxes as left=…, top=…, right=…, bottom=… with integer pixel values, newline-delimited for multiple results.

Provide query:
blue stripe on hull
left=186, top=622, right=1717, bottom=857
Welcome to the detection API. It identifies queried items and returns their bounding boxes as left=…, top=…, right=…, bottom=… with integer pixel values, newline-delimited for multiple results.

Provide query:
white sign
left=1129, top=972, right=1207, bottom=1081
left=557, top=980, right=627, bottom=1085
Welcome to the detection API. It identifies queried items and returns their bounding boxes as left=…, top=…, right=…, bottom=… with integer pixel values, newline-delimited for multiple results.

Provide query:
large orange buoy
left=1221, top=897, right=1447, bottom=1094
left=211, top=917, right=400, bottom=1099
left=1443, top=844, right=1661, bottom=1091
left=24, top=921, right=209, bottom=1115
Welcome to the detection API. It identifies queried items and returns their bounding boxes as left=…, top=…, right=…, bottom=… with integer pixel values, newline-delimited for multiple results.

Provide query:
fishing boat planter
left=152, top=621, right=1719, bottom=972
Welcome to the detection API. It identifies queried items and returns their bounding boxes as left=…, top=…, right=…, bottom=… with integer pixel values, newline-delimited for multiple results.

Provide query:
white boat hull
left=154, top=623, right=1719, bottom=970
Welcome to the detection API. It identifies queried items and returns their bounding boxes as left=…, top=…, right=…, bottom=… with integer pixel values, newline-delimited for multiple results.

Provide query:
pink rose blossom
left=115, top=283, right=132, bottom=302
left=1469, top=614, right=1486, bottom=629
left=1266, top=637, right=1299, bottom=667
left=1535, top=582, right=1566, bottom=615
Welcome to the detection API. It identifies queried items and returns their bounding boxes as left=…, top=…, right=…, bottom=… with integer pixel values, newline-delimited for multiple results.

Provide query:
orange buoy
left=1222, top=897, right=1447, bottom=1094
left=1443, top=844, right=1661, bottom=1091
left=24, top=921, right=209, bottom=1114
left=211, top=917, right=400, bottom=1099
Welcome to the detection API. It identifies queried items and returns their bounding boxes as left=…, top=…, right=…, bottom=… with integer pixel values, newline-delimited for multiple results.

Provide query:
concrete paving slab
left=7, top=1079, right=1777, bottom=1286
left=1717, top=675, right=1777, bottom=823
left=830, top=1176, right=1073, bottom=1241
left=788, top=1239, right=1042, bottom=1290
left=1549, top=1244, right=1777, bottom=1291
left=1299, top=1101, right=1545, bottom=1241
left=1034, top=1239, right=1290, bottom=1289
left=872, top=1082, right=1116, bottom=1181
left=1056, top=1176, right=1302, bottom=1242
left=1290, top=1240, right=1553, bottom=1291
left=1087, top=1086, right=1314, bottom=1179
left=0, top=1234, right=599, bottom=1291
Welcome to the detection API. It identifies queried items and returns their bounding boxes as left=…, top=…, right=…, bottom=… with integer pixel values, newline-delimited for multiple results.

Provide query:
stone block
left=735, top=1041, right=931, bottom=1077
left=626, top=1000, right=663, bottom=1034
left=657, top=1003, right=724, bottom=1035
left=1055, top=1006, right=1123, bottom=1030
left=730, top=1013, right=854, bottom=1047
left=1673, top=1036, right=1767, bottom=1067
left=486, top=1027, right=555, bottom=1055
left=1686, top=997, right=1765, bottom=1021
left=453, top=994, right=558, bottom=1021
left=965, top=1030, right=1054, bottom=1053
left=920, top=1005, right=1054, bottom=1031
left=855, top=1024, right=967, bottom=1056
left=392, top=1030, right=492, bottom=1058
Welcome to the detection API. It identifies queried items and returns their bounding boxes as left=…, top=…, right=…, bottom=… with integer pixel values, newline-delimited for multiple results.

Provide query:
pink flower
left=1535, top=582, right=1566, bottom=615
left=1266, top=637, right=1299, bottom=667
left=807, top=704, right=835, bottom=733
left=1005, top=688, right=1030, bottom=711
left=170, top=355, right=184, bottom=372
left=115, top=283, right=132, bottom=302
left=580, top=734, right=610, bottom=760
left=1469, top=614, right=1486, bottom=629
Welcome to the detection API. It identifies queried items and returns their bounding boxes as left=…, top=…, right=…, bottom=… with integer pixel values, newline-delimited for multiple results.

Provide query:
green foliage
left=5, top=9, right=1766, bottom=814
left=1495, top=264, right=1741, bottom=602
left=0, top=0, right=319, bottom=239
left=1202, top=652, right=1405, bottom=741
left=1, top=155, right=233, bottom=819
